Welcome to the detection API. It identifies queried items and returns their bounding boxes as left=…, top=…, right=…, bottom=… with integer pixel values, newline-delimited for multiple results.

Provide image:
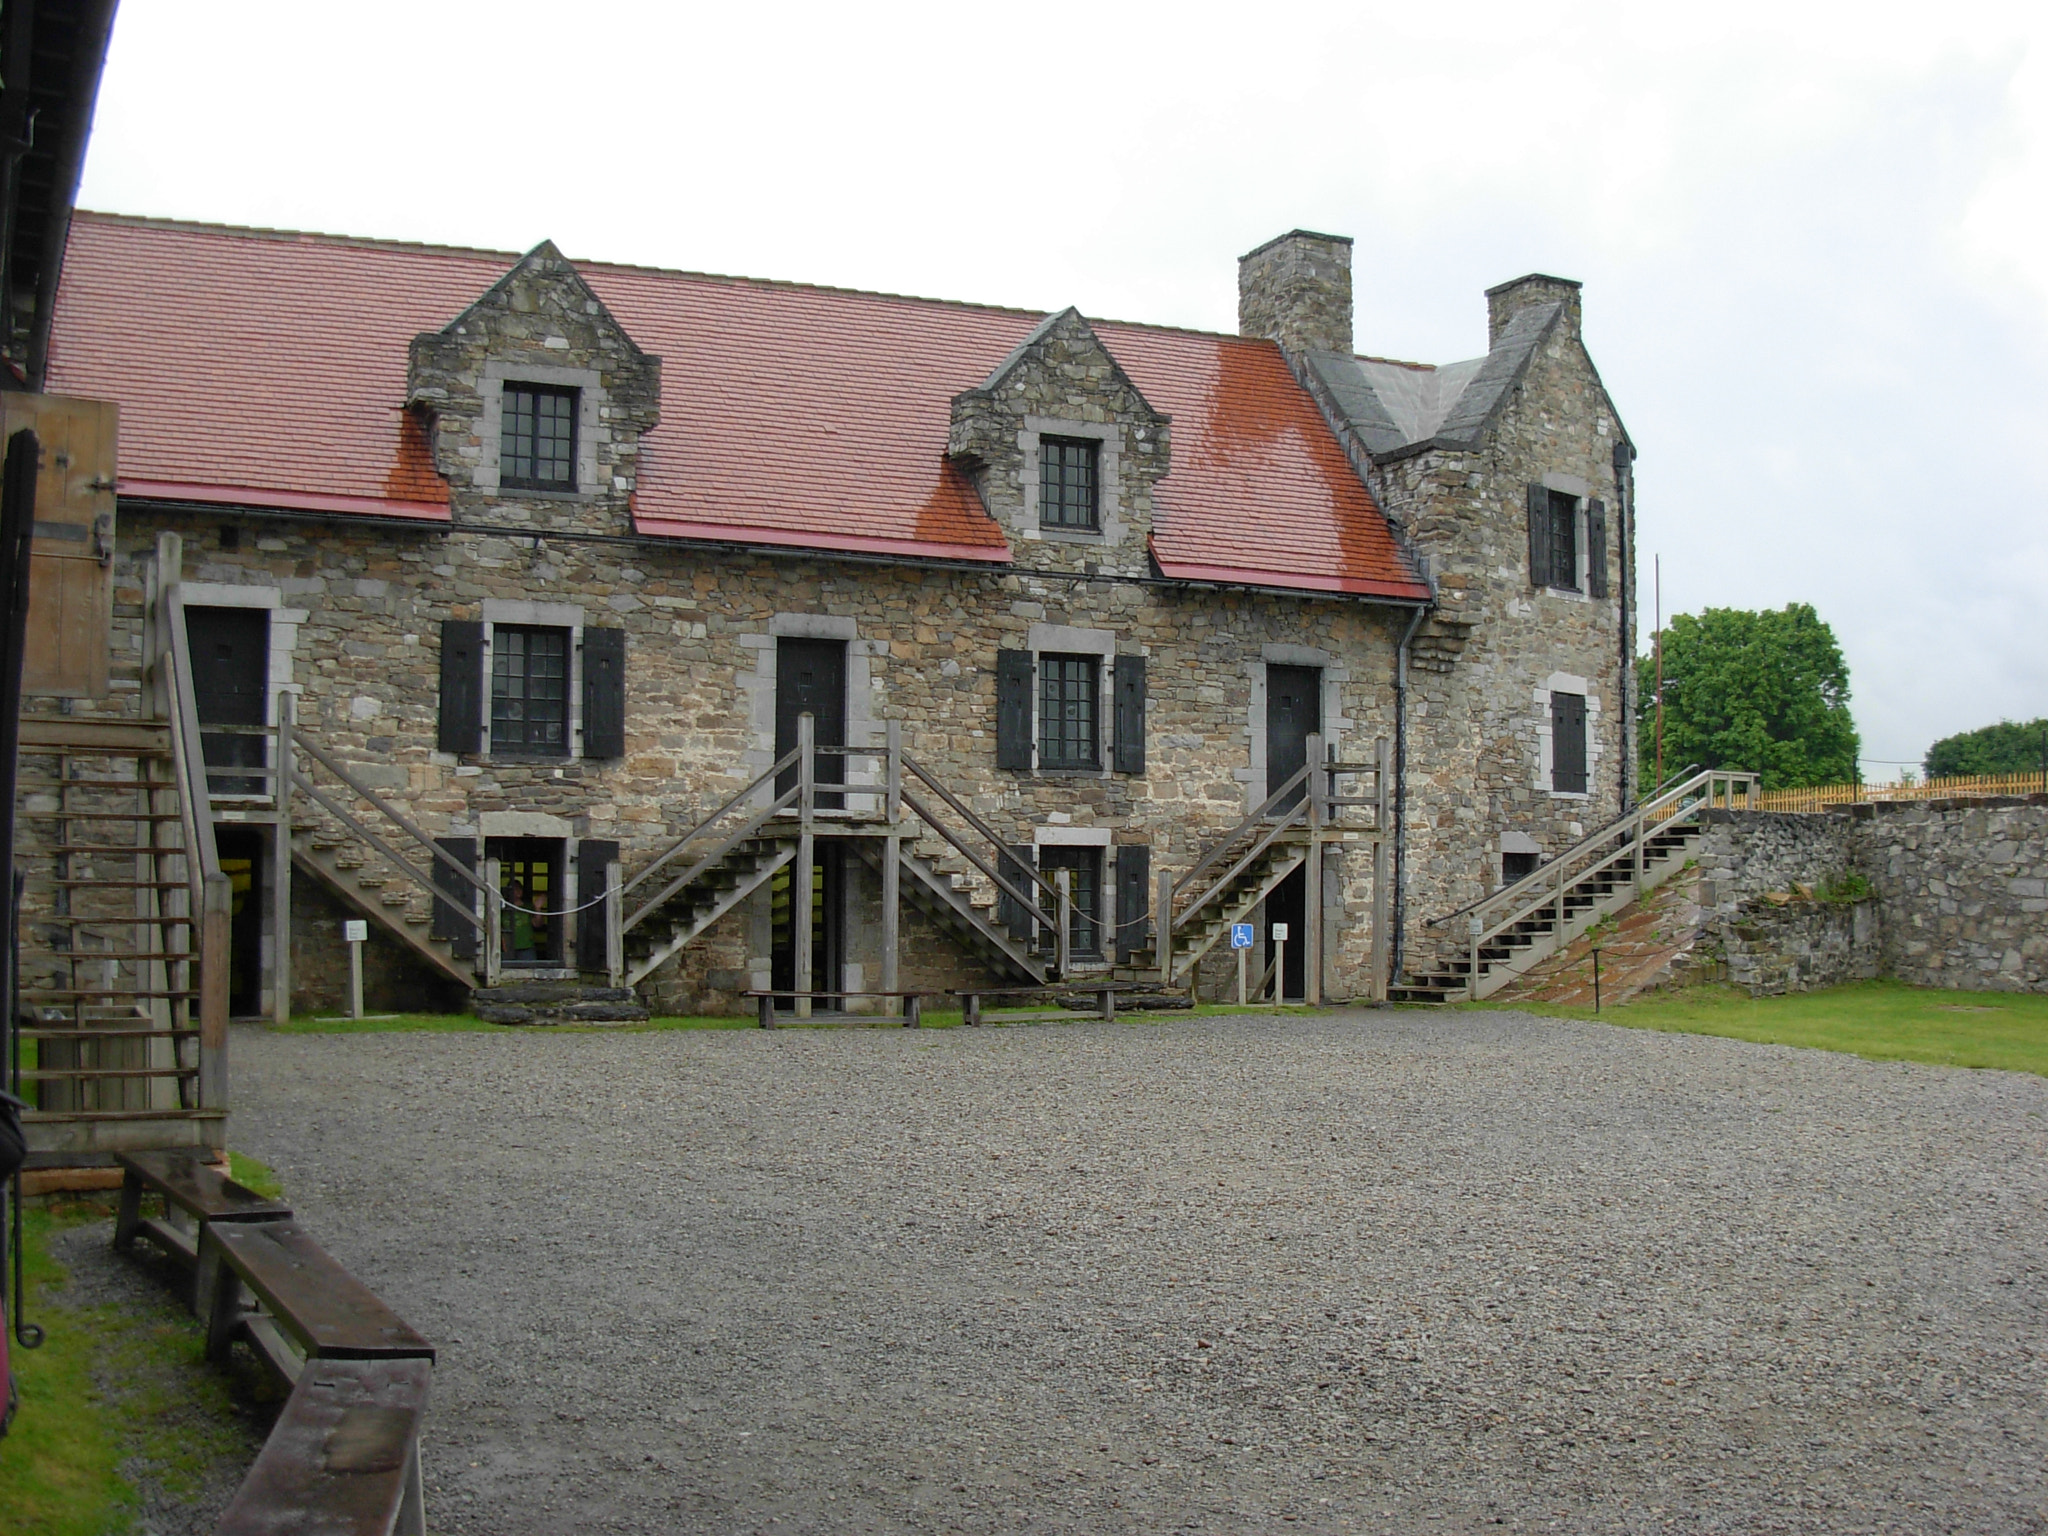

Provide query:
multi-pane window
left=1039, top=436, right=1099, bottom=530
left=1038, top=653, right=1099, bottom=768
left=1037, top=845, right=1103, bottom=958
left=1544, top=489, right=1580, bottom=590
left=491, top=626, right=569, bottom=756
left=501, top=384, right=578, bottom=490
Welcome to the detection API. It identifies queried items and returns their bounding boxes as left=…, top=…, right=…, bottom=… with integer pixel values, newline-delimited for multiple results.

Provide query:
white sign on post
left=1270, top=923, right=1289, bottom=941
left=1230, top=923, right=1255, bottom=949
left=342, top=920, right=368, bottom=943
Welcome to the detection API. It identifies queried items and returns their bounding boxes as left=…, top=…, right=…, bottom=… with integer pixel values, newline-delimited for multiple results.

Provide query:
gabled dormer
left=947, top=307, right=1170, bottom=579
left=407, top=241, right=662, bottom=534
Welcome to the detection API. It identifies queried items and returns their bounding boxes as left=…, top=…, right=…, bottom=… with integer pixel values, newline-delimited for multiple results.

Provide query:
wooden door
left=185, top=606, right=270, bottom=795
left=3, top=394, right=118, bottom=698
left=1265, top=664, right=1321, bottom=812
left=775, top=638, right=846, bottom=808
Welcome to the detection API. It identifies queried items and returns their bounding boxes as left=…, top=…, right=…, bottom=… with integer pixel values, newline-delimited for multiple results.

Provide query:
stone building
left=25, top=214, right=1636, bottom=1018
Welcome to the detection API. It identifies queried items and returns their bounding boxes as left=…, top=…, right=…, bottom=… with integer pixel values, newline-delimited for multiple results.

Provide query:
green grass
left=1479, top=979, right=2048, bottom=1075
left=226, top=1152, right=284, bottom=1201
left=0, top=1200, right=265, bottom=1535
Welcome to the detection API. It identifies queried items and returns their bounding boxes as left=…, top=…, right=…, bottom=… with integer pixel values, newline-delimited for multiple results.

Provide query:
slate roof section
left=1300, top=300, right=1564, bottom=462
left=46, top=212, right=1428, bottom=599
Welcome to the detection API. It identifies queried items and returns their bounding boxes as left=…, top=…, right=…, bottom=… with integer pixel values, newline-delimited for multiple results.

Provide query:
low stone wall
left=1690, top=797, right=2048, bottom=996
left=1851, top=796, right=2048, bottom=993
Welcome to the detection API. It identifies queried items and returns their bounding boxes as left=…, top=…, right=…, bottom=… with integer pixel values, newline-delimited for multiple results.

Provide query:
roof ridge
left=73, top=208, right=1279, bottom=344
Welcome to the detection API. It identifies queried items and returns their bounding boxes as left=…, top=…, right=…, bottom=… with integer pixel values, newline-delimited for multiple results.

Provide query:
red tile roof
left=47, top=213, right=1428, bottom=600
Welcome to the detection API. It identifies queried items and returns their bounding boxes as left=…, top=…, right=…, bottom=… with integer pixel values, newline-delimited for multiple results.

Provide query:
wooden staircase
left=623, top=832, right=795, bottom=988
left=1391, top=768, right=1758, bottom=1004
left=288, top=807, right=472, bottom=991
left=1113, top=832, right=1306, bottom=987
left=848, top=835, right=1045, bottom=984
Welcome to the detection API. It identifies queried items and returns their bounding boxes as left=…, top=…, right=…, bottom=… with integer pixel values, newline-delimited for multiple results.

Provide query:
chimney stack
left=1484, top=273, right=1581, bottom=346
left=1238, top=230, right=1353, bottom=357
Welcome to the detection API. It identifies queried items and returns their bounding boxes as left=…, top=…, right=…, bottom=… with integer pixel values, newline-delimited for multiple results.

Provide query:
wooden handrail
left=1172, top=762, right=1313, bottom=898
left=289, top=771, right=451, bottom=912
left=622, top=780, right=803, bottom=932
left=291, top=730, right=492, bottom=898
left=1173, top=805, right=1307, bottom=935
left=620, top=745, right=802, bottom=901
left=896, top=786, right=1061, bottom=944
left=899, top=753, right=1065, bottom=910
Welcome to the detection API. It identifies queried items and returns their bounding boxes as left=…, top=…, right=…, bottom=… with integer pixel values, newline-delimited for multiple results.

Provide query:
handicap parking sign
left=1231, top=922, right=1255, bottom=949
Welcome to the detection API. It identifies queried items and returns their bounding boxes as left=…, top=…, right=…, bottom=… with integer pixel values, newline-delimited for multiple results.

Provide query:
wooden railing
left=1156, top=734, right=1389, bottom=1003
left=1756, top=771, right=2048, bottom=814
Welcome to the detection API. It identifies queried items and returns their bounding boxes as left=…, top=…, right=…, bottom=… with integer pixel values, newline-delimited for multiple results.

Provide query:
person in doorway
left=507, top=879, right=538, bottom=963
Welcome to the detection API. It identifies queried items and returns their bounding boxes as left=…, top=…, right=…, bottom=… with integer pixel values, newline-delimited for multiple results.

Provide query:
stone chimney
left=1484, top=273, right=1581, bottom=346
left=1238, top=230, right=1353, bottom=356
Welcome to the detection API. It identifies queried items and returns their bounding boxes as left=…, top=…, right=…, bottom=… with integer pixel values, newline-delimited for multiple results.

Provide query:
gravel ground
left=229, top=1010, right=2048, bottom=1535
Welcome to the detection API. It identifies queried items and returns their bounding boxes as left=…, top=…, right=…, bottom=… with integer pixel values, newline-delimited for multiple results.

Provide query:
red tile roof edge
left=630, top=516, right=1012, bottom=564
left=119, top=479, right=451, bottom=522
left=1152, top=556, right=1432, bottom=602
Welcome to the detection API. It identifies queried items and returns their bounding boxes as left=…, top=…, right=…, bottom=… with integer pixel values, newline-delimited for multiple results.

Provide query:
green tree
left=1923, top=718, right=2048, bottom=779
left=1636, top=603, right=1859, bottom=789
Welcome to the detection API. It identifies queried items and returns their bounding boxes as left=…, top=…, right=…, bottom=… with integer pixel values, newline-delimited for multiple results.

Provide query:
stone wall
left=291, top=869, right=469, bottom=1016
left=1691, top=799, right=2048, bottom=996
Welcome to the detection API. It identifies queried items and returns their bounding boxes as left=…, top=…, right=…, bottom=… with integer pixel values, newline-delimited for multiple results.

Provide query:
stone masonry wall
left=1369, top=297, right=1634, bottom=973
left=1692, top=800, right=2048, bottom=995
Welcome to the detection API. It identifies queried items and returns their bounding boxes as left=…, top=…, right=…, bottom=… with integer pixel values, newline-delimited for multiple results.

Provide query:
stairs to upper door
left=13, top=715, right=227, bottom=1163
left=1391, top=768, right=1759, bottom=1004
left=622, top=832, right=798, bottom=988
left=287, top=807, right=475, bottom=992
left=847, top=835, right=1046, bottom=984
left=1113, top=832, right=1306, bottom=988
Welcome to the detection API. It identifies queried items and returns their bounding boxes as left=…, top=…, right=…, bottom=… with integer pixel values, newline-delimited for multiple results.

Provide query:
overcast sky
left=77, top=1, right=2047, bottom=779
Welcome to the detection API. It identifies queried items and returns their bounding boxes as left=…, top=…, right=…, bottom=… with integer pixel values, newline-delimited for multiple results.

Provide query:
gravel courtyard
left=230, top=1009, right=2048, bottom=1535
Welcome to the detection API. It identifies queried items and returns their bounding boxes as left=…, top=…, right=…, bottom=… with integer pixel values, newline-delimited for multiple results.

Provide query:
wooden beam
left=271, top=693, right=294, bottom=1025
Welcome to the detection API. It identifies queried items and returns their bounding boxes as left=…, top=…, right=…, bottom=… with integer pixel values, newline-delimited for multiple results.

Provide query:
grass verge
left=1478, top=979, right=2048, bottom=1075
left=0, top=1199, right=266, bottom=1535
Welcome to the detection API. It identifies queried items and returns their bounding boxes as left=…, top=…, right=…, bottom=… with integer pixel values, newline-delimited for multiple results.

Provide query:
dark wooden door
left=1265, top=664, right=1321, bottom=812
left=186, top=605, right=270, bottom=794
left=1265, top=865, right=1307, bottom=1001
left=776, top=639, right=847, bottom=808
left=1551, top=691, right=1588, bottom=794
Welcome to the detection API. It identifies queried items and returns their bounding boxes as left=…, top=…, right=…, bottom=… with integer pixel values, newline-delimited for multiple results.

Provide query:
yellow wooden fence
left=1755, top=772, right=2048, bottom=814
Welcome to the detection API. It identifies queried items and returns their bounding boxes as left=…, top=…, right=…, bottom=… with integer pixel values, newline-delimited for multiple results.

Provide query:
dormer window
left=1039, top=436, right=1099, bottom=531
left=502, top=383, right=578, bottom=490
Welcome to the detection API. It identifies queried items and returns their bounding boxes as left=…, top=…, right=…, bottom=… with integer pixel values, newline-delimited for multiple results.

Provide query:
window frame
left=499, top=382, right=580, bottom=492
left=488, top=623, right=573, bottom=759
left=1035, top=843, right=1105, bottom=960
left=1545, top=488, right=1581, bottom=592
left=1036, top=651, right=1102, bottom=771
left=1038, top=435, right=1101, bottom=532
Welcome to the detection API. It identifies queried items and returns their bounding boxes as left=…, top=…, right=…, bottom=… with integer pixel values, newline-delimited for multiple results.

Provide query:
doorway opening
left=770, top=843, right=845, bottom=1005
left=1265, top=865, right=1308, bottom=1002
left=1265, top=664, right=1322, bottom=812
left=776, top=638, right=847, bottom=810
left=185, top=605, right=270, bottom=796
left=487, top=837, right=564, bottom=967
left=213, top=826, right=265, bottom=1016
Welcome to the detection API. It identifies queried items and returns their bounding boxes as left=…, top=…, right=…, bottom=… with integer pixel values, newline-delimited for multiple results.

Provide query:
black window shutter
left=582, top=627, right=627, bottom=758
left=1526, top=483, right=1551, bottom=590
left=996, top=649, right=1034, bottom=770
left=1551, top=693, right=1588, bottom=794
left=1115, top=843, right=1151, bottom=962
left=997, top=844, right=1035, bottom=941
left=576, top=838, right=621, bottom=974
left=1586, top=499, right=1609, bottom=599
left=1112, top=654, right=1147, bottom=774
left=438, top=619, right=485, bottom=755
left=431, top=836, right=480, bottom=960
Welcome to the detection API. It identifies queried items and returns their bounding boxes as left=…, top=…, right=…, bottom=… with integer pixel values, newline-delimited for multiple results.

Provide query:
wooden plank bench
left=112, top=1149, right=291, bottom=1310
left=215, top=1356, right=430, bottom=1536
left=953, top=982, right=1136, bottom=1028
left=743, top=989, right=932, bottom=1029
left=202, top=1220, right=434, bottom=1392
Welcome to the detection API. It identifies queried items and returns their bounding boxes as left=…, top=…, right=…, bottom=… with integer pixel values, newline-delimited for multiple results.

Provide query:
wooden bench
left=214, top=1356, right=430, bottom=1536
left=743, top=989, right=932, bottom=1028
left=202, top=1220, right=434, bottom=1391
left=112, top=1149, right=291, bottom=1310
left=953, top=982, right=1136, bottom=1028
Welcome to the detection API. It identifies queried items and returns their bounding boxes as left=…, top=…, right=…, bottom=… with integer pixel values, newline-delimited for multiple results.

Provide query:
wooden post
left=1304, top=732, right=1324, bottom=1006
left=881, top=720, right=901, bottom=1015
left=1370, top=736, right=1390, bottom=1002
left=1055, top=868, right=1072, bottom=979
left=483, top=858, right=503, bottom=988
left=1237, top=942, right=1248, bottom=1007
left=605, top=860, right=624, bottom=988
left=198, top=874, right=231, bottom=1113
left=794, top=712, right=815, bottom=1019
left=347, top=923, right=365, bottom=1021
left=1272, top=932, right=1287, bottom=1004
left=1156, top=867, right=1173, bottom=987
left=1468, top=915, right=1482, bottom=1002
left=271, top=691, right=294, bottom=1024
